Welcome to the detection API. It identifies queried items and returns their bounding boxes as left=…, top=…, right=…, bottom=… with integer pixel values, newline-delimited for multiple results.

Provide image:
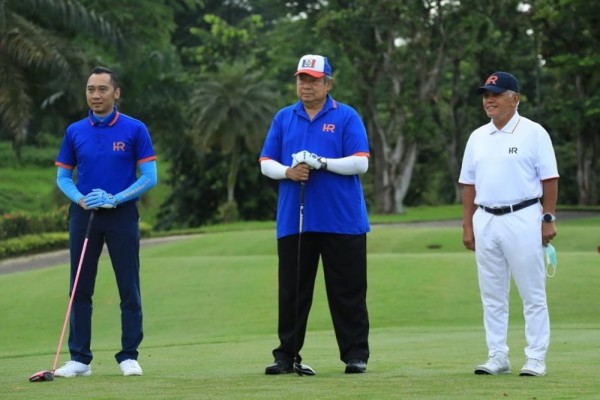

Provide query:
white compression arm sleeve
left=260, top=155, right=368, bottom=179
left=326, top=155, right=369, bottom=175
left=260, top=159, right=289, bottom=180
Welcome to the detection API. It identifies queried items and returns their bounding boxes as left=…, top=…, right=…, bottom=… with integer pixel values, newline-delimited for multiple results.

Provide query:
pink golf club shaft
left=51, top=211, right=95, bottom=372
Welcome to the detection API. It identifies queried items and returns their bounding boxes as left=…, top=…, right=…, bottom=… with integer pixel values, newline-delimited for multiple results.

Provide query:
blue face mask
left=545, top=243, right=557, bottom=277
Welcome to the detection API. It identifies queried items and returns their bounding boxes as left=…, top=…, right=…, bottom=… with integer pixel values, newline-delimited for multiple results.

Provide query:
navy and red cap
left=476, top=71, right=519, bottom=94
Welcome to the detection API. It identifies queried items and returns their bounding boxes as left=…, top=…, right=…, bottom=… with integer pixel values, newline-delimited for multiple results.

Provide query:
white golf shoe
left=54, top=360, right=92, bottom=377
left=519, top=358, right=546, bottom=376
left=119, top=359, right=143, bottom=376
left=474, top=353, right=511, bottom=375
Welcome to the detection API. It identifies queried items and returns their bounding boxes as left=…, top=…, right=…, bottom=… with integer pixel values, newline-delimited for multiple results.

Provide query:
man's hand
left=305, top=152, right=324, bottom=170
left=78, top=198, right=92, bottom=210
left=292, top=150, right=325, bottom=170
left=291, top=150, right=310, bottom=168
left=286, top=162, right=309, bottom=181
left=84, top=189, right=118, bottom=209
left=462, top=223, right=476, bottom=251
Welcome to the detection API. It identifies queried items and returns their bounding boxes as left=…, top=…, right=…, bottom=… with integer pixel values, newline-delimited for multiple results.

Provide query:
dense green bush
left=0, top=141, right=57, bottom=168
left=0, top=207, right=69, bottom=240
left=0, top=142, right=19, bottom=168
left=0, top=233, right=69, bottom=259
left=0, top=216, right=153, bottom=260
left=139, top=221, right=152, bottom=238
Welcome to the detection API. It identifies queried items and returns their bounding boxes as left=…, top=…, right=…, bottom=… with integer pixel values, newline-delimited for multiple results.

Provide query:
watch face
left=543, top=214, right=555, bottom=222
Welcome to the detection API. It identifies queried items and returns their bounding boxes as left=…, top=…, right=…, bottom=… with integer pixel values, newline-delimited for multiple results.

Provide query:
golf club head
left=293, top=362, right=316, bottom=376
left=29, top=370, right=54, bottom=382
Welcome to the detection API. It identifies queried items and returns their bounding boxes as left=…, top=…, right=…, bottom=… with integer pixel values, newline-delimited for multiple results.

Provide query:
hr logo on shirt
left=322, top=123, right=335, bottom=133
left=508, top=147, right=518, bottom=154
left=113, top=142, right=126, bottom=151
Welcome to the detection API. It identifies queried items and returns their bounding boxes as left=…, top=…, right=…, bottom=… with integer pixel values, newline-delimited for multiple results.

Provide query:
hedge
left=0, top=233, right=69, bottom=260
left=0, top=221, right=152, bottom=261
left=0, top=208, right=69, bottom=240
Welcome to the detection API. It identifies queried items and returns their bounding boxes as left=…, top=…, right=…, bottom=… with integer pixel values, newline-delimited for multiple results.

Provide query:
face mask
left=545, top=243, right=557, bottom=277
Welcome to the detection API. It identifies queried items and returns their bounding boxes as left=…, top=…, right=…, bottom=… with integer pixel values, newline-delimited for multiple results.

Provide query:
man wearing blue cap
left=459, top=72, right=559, bottom=377
left=259, top=54, right=371, bottom=375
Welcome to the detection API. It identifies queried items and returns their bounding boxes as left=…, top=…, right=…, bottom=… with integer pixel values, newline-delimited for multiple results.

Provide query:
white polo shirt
left=459, top=112, right=559, bottom=207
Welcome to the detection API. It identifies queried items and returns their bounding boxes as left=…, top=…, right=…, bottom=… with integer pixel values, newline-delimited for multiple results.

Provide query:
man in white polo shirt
left=459, top=71, right=559, bottom=377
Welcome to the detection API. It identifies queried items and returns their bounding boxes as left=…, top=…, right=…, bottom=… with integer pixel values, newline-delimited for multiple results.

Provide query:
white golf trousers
left=473, top=204, right=550, bottom=360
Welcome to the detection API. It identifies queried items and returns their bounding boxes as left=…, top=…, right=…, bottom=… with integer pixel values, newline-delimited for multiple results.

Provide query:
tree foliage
left=530, top=0, right=600, bottom=204
left=188, top=61, right=281, bottom=206
left=0, top=0, right=121, bottom=152
left=1, top=0, right=598, bottom=230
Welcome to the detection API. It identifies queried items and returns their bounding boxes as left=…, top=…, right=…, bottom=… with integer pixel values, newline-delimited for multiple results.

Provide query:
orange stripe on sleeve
left=55, top=162, right=74, bottom=170
left=137, top=156, right=157, bottom=165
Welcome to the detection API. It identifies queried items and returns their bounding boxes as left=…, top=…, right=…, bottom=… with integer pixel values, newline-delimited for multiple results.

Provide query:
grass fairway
left=1, top=222, right=599, bottom=399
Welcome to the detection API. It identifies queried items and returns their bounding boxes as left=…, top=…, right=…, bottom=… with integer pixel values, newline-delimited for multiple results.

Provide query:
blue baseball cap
left=476, top=71, right=519, bottom=94
left=295, top=55, right=332, bottom=78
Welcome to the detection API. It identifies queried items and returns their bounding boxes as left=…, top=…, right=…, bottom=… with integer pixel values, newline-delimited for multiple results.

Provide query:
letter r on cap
left=486, top=76, right=498, bottom=85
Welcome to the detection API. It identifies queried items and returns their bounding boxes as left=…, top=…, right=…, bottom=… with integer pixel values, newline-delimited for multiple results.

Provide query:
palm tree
left=0, top=0, right=121, bottom=152
left=188, top=61, right=281, bottom=220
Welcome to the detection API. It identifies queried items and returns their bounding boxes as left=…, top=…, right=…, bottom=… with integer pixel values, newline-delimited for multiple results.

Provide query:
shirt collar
left=88, top=107, right=119, bottom=126
left=487, top=111, right=521, bottom=135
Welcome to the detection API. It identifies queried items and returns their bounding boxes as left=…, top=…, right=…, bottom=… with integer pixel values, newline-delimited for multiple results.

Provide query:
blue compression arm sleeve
left=57, top=167, right=85, bottom=204
left=114, top=160, right=158, bottom=205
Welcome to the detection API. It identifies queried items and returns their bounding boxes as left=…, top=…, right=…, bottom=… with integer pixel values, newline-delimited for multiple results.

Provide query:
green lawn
left=0, top=222, right=599, bottom=399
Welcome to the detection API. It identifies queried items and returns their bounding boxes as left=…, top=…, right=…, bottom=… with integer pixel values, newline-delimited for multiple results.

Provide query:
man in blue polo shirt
left=259, top=54, right=371, bottom=374
left=54, top=66, right=157, bottom=377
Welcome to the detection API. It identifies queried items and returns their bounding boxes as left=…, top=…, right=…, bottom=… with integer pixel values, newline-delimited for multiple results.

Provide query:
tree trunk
left=393, top=142, right=417, bottom=214
left=227, top=140, right=241, bottom=204
left=576, top=133, right=596, bottom=205
left=575, top=74, right=597, bottom=205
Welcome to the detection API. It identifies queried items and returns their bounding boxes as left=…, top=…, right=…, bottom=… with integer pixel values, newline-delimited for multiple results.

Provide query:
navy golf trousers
left=67, top=202, right=143, bottom=364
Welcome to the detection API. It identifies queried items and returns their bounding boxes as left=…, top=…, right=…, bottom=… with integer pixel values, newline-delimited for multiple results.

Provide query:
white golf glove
left=291, top=150, right=309, bottom=168
left=292, top=150, right=325, bottom=170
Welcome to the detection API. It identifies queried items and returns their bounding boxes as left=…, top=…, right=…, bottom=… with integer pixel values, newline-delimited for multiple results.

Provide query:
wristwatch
left=542, top=213, right=556, bottom=223
left=318, top=157, right=328, bottom=171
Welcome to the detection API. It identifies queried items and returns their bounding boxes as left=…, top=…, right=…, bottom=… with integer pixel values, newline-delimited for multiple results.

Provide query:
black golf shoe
left=345, top=359, right=367, bottom=374
left=265, top=360, right=293, bottom=375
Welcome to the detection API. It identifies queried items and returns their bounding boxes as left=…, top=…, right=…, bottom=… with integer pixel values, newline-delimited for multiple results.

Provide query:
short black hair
left=90, top=66, right=120, bottom=89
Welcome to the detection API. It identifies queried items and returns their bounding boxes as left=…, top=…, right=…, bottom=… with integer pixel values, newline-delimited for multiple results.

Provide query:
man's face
left=296, top=74, right=331, bottom=106
left=86, top=73, right=120, bottom=117
left=481, top=90, right=519, bottom=122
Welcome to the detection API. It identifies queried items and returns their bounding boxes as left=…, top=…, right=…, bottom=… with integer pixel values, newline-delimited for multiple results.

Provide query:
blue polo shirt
left=56, top=108, right=156, bottom=199
left=260, top=95, right=370, bottom=238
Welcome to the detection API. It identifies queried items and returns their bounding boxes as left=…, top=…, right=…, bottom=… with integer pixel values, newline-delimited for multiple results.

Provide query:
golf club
left=29, top=210, right=95, bottom=382
left=292, top=181, right=315, bottom=376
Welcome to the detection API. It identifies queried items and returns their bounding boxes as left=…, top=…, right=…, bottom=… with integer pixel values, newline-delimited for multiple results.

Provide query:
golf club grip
left=300, top=181, right=306, bottom=206
left=299, top=182, right=305, bottom=233
left=85, top=210, right=95, bottom=237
